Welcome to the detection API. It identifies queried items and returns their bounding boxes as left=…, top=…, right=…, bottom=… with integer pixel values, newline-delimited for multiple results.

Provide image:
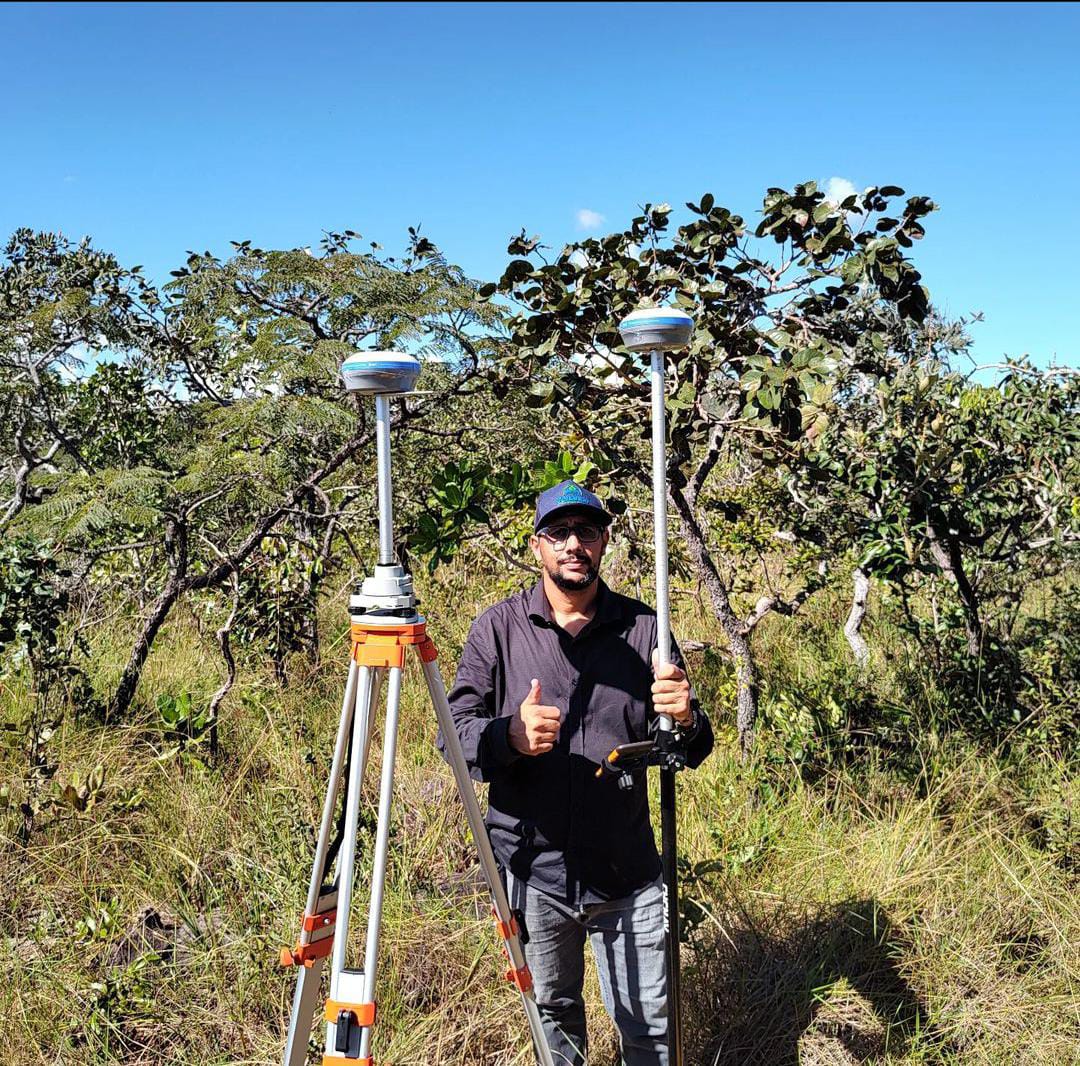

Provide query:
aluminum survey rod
left=374, top=393, right=395, bottom=566
left=650, top=349, right=674, bottom=721
left=651, top=346, right=684, bottom=1066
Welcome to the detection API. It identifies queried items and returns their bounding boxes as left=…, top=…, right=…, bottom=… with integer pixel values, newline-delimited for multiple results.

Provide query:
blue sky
left=2, top=1, right=1078, bottom=368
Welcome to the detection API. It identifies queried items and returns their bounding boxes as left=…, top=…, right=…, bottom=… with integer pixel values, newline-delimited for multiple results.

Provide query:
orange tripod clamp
left=350, top=621, right=438, bottom=668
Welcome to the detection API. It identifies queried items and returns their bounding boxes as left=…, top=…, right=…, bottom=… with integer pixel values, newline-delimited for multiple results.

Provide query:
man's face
left=530, top=511, right=610, bottom=592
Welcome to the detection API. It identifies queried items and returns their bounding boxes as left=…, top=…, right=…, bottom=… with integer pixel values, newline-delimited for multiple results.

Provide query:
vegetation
left=1, top=186, right=1077, bottom=1064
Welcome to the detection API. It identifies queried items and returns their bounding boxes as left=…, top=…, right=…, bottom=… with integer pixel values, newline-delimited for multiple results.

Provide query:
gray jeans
left=507, top=872, right=668, bottom=1066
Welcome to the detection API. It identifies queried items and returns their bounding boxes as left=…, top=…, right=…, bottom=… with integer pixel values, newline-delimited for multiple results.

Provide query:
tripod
left=280, top=379, right=555, bottom=1066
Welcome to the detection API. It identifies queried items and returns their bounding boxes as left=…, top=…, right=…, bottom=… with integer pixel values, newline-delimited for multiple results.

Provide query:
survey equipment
left=599, top=306, right=695, bottom=1066
left=280, top=351, right=554, bottom=1066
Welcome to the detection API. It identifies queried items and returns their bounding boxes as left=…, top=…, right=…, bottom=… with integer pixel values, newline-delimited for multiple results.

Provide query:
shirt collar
left=527, top=578, right=625, bottom=630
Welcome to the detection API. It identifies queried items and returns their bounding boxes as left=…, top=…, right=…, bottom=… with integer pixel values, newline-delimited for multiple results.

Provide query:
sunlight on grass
left=2, top=568, right=1077, bottom=1064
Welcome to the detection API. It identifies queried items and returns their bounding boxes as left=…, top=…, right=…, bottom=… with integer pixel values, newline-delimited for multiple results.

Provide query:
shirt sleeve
left=437, top=612, right=521, bottom=782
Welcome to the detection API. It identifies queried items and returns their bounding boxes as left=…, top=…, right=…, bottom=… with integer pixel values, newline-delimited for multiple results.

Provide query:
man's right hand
left=509, top=678, right=562, bottom=755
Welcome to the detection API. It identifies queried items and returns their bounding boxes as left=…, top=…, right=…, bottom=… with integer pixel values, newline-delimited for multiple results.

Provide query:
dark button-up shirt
left=440, top=579, right=713, bottom=906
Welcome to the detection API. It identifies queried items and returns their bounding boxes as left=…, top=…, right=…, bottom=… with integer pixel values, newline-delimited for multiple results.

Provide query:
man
left=441, top=480, right=713, bottom=1066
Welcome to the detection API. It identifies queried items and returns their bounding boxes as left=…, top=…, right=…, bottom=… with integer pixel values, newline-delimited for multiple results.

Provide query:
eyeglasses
left=539, top=522, right=603, bottom=548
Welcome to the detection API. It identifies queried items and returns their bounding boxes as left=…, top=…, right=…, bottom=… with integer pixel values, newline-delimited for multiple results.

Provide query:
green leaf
left=840, top=257, right=864, bottom=284
left=526, top=382, right=555, bottom=408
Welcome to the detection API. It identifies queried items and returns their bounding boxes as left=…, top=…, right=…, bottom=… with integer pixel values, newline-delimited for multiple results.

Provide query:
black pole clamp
left=596, top=730, right=688, bottom=789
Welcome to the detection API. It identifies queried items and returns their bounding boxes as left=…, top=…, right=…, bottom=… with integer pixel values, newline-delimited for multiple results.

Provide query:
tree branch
left=207, top=566, right=241, bottom=757
left=188, top=425, right=374, bottom=592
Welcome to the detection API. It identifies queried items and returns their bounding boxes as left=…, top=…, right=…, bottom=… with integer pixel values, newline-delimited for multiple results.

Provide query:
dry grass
left=678, top=749, right=1079, bottom=1064
left=1, top=570, right=1077, bottom=1064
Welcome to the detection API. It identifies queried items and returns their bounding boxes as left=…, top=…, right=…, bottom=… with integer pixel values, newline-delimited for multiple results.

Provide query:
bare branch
left=741, top=562, right=827, bottom=634
left=207, top=566, right=241, bottom=757
left=687, top=422, right=726, bottom=509
left=188, top=424, right=374, bottom=593
left=236, top=280, right=332, bottom=341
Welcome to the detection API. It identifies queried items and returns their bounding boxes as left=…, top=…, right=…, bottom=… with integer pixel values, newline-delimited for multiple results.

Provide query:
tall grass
left=1, top=564, right=1076, bottom=1064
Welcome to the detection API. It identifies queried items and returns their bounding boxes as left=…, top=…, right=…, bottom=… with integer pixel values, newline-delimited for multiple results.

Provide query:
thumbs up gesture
left=509, top=678, right=563, bottom=756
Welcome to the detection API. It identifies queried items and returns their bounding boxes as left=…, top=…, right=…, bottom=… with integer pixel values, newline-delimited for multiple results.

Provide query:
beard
left=546, top=554, right=600, bottom=591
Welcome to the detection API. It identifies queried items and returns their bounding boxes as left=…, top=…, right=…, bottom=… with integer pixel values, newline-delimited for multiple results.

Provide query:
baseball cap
left=534, top=480, right=613, bottom=532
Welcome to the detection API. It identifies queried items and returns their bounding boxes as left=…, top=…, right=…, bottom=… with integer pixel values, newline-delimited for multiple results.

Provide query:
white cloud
left=823, top=176, right=857, bottom=205
left=576, top=208, right=605, bottom=230
left=570, top=343, right=629, bottom=389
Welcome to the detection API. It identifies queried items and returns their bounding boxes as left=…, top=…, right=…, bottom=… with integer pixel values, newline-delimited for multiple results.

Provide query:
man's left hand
left=650, top=649, right=693, bottom=728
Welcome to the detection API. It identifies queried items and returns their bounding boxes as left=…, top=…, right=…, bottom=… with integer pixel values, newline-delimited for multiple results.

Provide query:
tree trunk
left=728, top=626, right=758, bottom=755
left=844, top=567, right=871, bottom=669
left=110, top=579, right=183, bottom=719
left=295, top=491, right=323, bottom=666
left=669, top=487, right=759, bottom=756
left=109, top=428, right=372, bottom=721
left=207, top=574, right=240, bottom=758
left=110, top=517, right=188, bottom=719
left=926, top=520, right=983, bottom=655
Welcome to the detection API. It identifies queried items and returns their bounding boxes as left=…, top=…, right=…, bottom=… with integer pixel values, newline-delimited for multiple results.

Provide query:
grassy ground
left=1, top=565, right=1077, bottom=1065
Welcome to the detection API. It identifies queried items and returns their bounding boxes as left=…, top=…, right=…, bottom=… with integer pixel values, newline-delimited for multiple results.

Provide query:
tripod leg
left=283, top=658, right=361, bottom=1066
left=420, top=658, right=556, bottom=1066
left=359, top=667, right=384, bottom=784
left=335, top=665, right=404, bottom=1063
left=327, top=665, right=377, bottom=994
left=315, top=661, right=382, bottom=1061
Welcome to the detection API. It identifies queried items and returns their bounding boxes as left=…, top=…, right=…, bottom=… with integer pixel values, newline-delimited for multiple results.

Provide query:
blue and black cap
left=534, top=480, right=613, bottom=532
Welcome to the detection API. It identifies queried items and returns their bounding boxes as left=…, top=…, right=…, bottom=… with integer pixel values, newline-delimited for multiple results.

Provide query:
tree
left=0, top=229, right=165, bottom=531
left=1, top=228, right=500, bottom=724
left=0, top=538, right=85, bottom=839
left=792, top=310, right=1080, bottom=664
left=488, top=183, right=935, bottom=753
